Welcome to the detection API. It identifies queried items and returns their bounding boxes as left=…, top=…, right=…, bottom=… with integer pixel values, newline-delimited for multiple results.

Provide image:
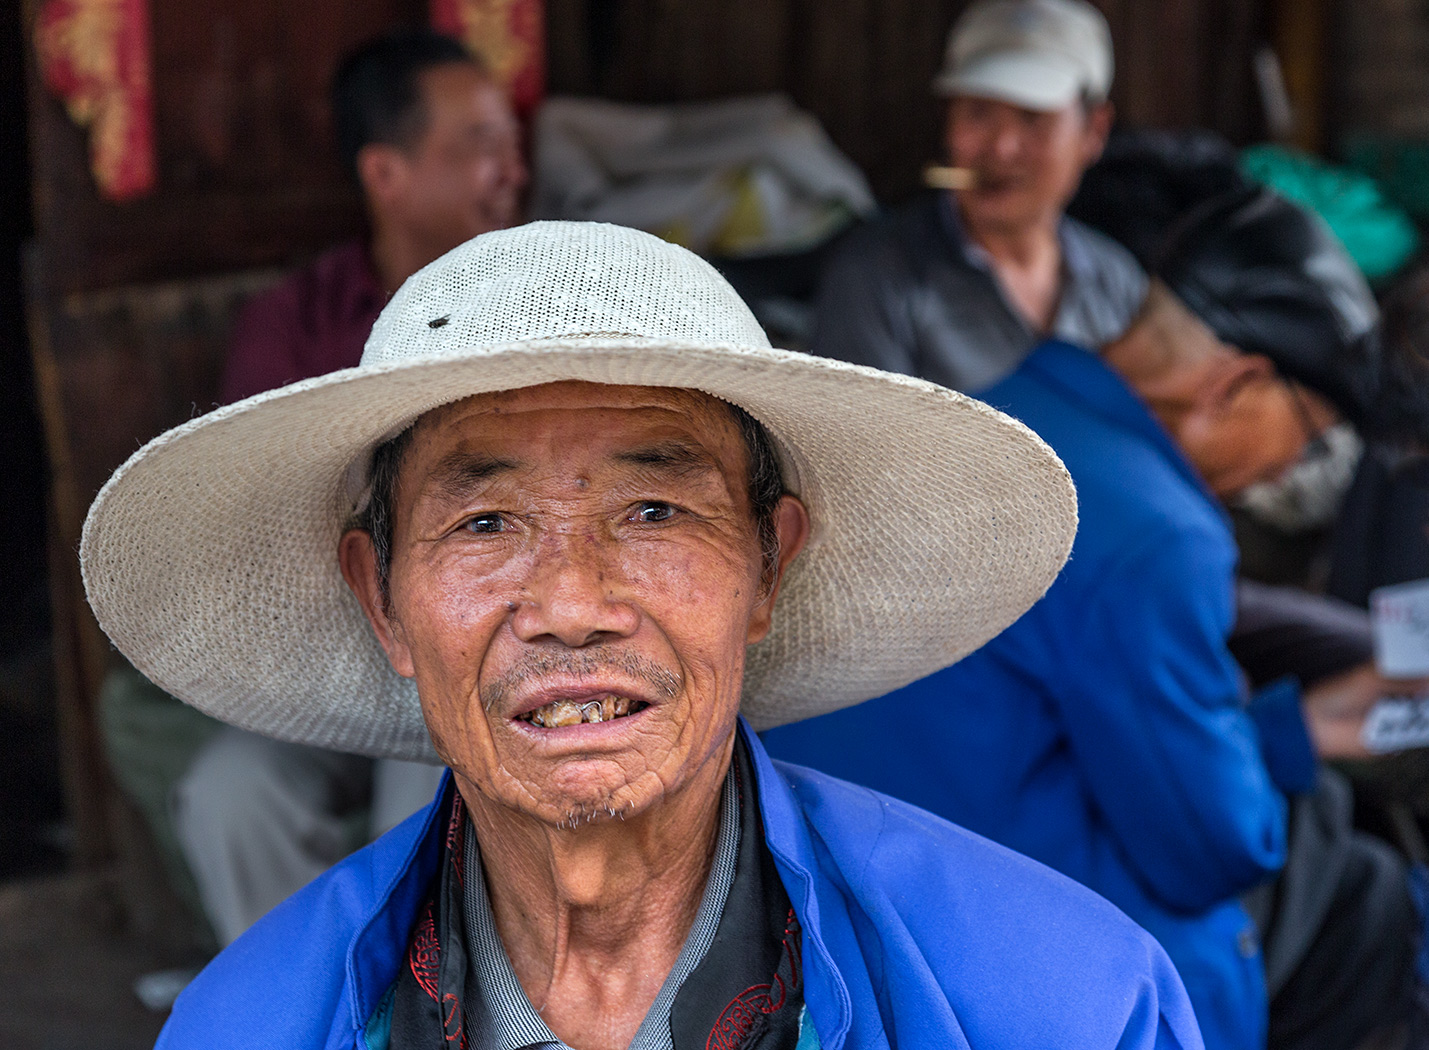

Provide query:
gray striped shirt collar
left=462, top=763, right=741, bottom=1050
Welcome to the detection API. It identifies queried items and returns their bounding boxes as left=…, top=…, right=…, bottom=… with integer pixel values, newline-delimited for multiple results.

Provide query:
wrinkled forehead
left=411, top=381, right=736, bottom=441
left=1141, top=284, right=1229, bottom=357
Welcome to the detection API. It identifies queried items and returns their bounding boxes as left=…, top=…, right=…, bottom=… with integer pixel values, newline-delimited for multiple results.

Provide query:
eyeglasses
left=1284, top=380, right=1333, bottom=464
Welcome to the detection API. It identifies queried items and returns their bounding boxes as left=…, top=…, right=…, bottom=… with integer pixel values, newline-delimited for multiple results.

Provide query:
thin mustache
left=483, top=648, right=682, bottom=711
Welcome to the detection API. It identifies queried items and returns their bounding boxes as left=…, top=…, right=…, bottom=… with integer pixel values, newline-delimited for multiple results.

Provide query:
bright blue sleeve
left=155, top=797, right=441, bottom=1050
left=1001, top=520, right=1288, bottom=914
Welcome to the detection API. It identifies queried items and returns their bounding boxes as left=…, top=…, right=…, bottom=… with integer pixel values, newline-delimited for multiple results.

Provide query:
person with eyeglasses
left=768, top=189, right=1429, bottom=1050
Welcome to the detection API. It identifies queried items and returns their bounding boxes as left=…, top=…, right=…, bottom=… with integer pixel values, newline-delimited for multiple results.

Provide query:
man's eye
left=633, top=502, right=676, bottom=523
left=463, top=514, right=505, bottom=534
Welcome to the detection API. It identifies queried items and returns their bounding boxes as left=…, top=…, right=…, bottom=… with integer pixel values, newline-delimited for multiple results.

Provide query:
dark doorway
left=0, top=0, right=65, bottom=881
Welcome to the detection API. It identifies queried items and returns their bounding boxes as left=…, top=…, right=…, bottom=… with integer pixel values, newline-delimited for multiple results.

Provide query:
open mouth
left=518, top=695, right=650, bottom=728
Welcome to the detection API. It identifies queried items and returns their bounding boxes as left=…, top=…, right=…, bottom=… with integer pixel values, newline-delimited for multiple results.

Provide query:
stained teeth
left=520, top=695, right=648, bottom=727
left=549, top=701, right=582, bottom=727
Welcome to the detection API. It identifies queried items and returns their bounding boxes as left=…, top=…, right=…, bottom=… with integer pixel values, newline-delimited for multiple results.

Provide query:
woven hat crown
left=363, top=221, right=771, bottom=366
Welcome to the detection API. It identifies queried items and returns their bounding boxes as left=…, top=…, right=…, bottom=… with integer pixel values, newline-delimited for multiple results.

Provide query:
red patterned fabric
left=409, top=901, right=442, bottom=1002
left=394, top=747, right=804, bottom=1050
left=34, top=0, right=156, bottom=200
left=429, top=0, right=544, bottom=120
left=401, top=791, right=470, bottom=1048
left=706, top=910, right=803, bottom=1050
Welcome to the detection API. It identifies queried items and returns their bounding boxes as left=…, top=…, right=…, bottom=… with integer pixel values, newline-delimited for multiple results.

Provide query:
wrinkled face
left=1179, top=375, right=1338, bottom=498
left=945, top=95, right=1108, bottom=235
left=394, top=63, right=526, bottom=255
left=346, top=383, right=802, bottom=828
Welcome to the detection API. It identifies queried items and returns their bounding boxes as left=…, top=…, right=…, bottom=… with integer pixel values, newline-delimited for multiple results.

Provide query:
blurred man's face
left=1177, top=372, right=1338, bottom=498
left=945, top=95, right=1109, bottom=237
left=1106, top=287, right=1342, bottom=498
left=391, top=63, right=526, bottom=259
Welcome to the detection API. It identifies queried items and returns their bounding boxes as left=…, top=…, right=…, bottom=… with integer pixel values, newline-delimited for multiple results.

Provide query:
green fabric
left=1241, top=143, right=1420, bottom=284
left=1343, top=135, right=1429, bottom=223
left=364, top=985, right=396, bottom=1050
left=795, top=1005, right=822, bottom=1049
left=99, top=663, right=223, bottom=940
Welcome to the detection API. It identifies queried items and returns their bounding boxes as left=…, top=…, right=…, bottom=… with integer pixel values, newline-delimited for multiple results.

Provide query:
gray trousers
left=172, top=728, right=445, bottom=945
left=101, top=666, right=444, bottom=947
left=171, top=728, right=445, bottom=945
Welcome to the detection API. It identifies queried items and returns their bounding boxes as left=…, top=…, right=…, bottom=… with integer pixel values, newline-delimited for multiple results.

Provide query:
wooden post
left=24, top=244, right=118, bottom=870
left=1272, top=0, right=1328, bottom=153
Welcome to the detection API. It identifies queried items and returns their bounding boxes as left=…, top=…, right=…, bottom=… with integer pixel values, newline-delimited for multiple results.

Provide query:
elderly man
left=83, top=222, right=1201, bottom=1049
left=814, top=0, right=1145, bottom=391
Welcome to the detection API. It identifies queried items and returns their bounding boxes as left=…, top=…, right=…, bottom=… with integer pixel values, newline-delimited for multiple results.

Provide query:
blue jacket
left=158, top=721, right=1201, bottom=1050
left=764, top=342, right=1317, bottom=1050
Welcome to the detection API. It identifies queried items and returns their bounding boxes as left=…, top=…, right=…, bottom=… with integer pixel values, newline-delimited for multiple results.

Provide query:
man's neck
left=368, top=224, right=437, bottom=297
left=456, top=747, right=729, bottom=1050
left=958, top=202, right=1064, bottom=332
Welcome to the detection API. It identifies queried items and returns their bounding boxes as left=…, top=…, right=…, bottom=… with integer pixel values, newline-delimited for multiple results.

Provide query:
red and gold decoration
left=34, top=0, right=157, bottom=202
left=430, top=0, right=545, bottom=120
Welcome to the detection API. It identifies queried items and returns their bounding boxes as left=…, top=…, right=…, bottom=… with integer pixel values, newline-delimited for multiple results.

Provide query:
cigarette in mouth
left=923, top=165, right=979, bottom=191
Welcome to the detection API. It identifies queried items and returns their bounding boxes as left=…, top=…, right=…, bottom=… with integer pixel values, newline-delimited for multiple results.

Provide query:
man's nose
left=508, top=147, right=529, bottom=190
left=510, top=531, right=639, bottom=648
left=989, top=118, right=1022, bottom=162
left=501, top=137, right=529, bottom=190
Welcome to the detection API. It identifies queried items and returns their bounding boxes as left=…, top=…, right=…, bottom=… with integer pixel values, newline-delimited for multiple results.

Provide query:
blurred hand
left=1301, top=663, right=1429, bottom=759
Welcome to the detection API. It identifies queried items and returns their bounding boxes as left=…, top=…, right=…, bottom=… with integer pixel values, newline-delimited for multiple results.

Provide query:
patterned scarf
left=387, top=741, right=805, bottom=1050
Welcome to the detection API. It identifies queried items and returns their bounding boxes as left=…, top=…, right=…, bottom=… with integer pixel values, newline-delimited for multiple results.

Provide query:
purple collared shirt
left=221, top=239, right=388, bottom=404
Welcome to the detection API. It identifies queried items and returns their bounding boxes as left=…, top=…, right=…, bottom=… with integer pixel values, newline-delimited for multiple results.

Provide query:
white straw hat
left=80, top=221, right=1076, bottom=761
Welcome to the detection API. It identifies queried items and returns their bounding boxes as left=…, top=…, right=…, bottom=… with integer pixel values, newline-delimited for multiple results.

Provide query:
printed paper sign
left=1362, top=696, right=1429, bottom=754
left=1371, top=577, right=1429, bottom=678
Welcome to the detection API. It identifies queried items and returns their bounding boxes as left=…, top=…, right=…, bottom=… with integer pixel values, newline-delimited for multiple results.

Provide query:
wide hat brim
left=81, top=338, right=1076, bottom=761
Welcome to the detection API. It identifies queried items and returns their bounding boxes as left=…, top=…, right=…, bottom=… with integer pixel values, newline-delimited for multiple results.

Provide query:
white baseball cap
left=933, top=0, right=1113, bottom=110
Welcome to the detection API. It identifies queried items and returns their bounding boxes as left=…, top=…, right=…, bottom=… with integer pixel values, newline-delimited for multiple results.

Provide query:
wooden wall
left=25, top=0, right=427, bottom=297
left=20, top=0, right=429, bottom=866
left=20, top=0, right=1283, bottom=583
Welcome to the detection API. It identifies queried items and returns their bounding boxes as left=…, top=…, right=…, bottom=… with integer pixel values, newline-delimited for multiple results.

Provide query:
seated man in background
left=814, top=0, right=1146, bottom=391
left=767, top=273, right=1427, bottom=1050
left=100, top=26, right=527, bottom=948
left=222, top=26, right=526, bottom=398
left=82, top=221, right=1203, bottom=1050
